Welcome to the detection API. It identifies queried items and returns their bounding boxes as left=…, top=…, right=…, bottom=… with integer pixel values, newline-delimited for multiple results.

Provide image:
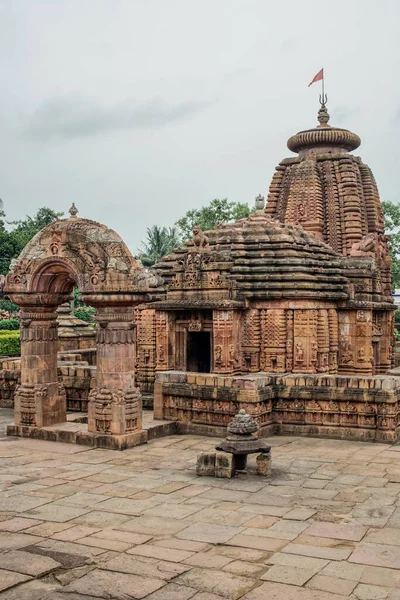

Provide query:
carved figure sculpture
left=350, top=233, right=376, bottom=257
left=192, top=226, right=209, bottom=250
left=133, top=268, right=164, bottom=290
left=295, top=342, right=304, bottom=363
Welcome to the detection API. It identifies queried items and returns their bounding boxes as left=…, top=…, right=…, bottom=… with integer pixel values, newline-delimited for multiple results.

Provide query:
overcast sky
left=0, top=0, right=399, bottom=254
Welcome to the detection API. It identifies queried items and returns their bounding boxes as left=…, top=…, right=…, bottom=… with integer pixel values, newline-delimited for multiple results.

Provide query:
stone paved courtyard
left=1, top=409, right=400, bottom=599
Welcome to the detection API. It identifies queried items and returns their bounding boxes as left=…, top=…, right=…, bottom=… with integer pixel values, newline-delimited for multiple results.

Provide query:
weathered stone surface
left=196, top=452, right=216, bottom=477
left=282, top=542, right=353, bottom=561
left=63, top=568, right=165, bottom=599
left=89, top=529, right=152, bottom=546
left=104, top=554, right=190, bottom=581
left=306, top=574, right=357, bottom=595
left=23, top=503, right=91, bottom=522
left=353, top=583, right=391, bottom=600
left=261, top=564, right=316, bottom=586
left=0, top=580, right=60, bottom=600
left=144, top=583, right=197, bottom=600
left=3, top=414, right=400, bottom=600
left=176, top=568, right=255, bottom=599
left=183, top=551, right=232, bottom=569
left=0, top=569, right=31, bottom=592
left=0, top=532, right=44, bottom=550
left=119, top=515, right=189, bottom=536
left=350, top=543, right=400, bottom=569
left=0, top=550, right=61, bottom=576
left=256, top=453, right=271, bottom=476
left=222, top=560, right=264, bottom=577
left=177, top=523, right=243, bottom=544
left=304, top=521, right=368, bottom=541
left=71, top=510, right=132, bottom=528
left=364, top=527, right=400, bottom=546
left=127, top=544, right=194, bottom=563
left=242, top=581, right=346, bottom=599
left=0, top=517, right=42, bottom=532
left=267, top=552, right=328, bottom=571
left=215, top=452, right=235, bottom=479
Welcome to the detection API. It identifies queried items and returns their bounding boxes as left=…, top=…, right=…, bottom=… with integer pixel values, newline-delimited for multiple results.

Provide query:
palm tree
left=138, top=225, right=181, bottom=266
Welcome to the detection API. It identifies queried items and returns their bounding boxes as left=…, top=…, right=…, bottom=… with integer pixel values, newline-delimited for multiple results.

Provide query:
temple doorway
left=187, top=331, right=211, bottom=373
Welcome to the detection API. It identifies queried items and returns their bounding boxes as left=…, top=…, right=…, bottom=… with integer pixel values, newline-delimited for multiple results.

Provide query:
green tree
left=382, top=200, right=400, bottom=289
left=9, top=207, right=64, bottom=251
left=0, top=207, right=63, bottom=275
left=175, top=198, right=253, bottom=241
left=138, top=225, right=181, bottom=266
left=0, top=209, right=19, bottom=275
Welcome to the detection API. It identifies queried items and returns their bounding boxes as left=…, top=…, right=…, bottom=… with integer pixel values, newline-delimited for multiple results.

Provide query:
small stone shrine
left=196, top=409, right=271, bottom=478
left=216, top=409, right=271, bottom=473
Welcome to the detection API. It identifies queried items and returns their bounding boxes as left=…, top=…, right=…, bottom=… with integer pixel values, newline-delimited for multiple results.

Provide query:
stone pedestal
left=15, top=304, right=66, bottom=427
left=196, top=451, right=235, bottom=478
left=88, top=306, right=142, bottom=437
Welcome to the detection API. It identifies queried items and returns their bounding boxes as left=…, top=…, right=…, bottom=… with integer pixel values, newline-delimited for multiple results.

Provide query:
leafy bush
left=0, top=330, right=20, bottom=356
left=0, top=319, right=20, bottom=330
left=0, top=298, right=19, bottom=314
left=75, top=305, right=96, bottom=323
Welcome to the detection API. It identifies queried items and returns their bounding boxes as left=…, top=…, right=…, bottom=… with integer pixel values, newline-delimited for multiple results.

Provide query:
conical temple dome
left=265, top=102, right=385, bottom=258
left=287, top=101, right=361, bottom=155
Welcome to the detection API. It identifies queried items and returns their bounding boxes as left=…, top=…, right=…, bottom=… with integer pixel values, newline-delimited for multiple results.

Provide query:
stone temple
left=138, top=102, right=398, bottom=442
left=2, top=102, right=400, bottom=446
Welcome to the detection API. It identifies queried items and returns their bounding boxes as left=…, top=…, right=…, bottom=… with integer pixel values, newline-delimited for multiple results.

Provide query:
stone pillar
left=88, top=306, right=142, bottom=436
left=15, top=306, right=66, bottom=427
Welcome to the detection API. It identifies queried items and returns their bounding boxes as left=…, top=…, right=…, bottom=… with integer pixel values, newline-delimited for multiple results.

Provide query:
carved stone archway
left=4, top=205, right=163, bottom=448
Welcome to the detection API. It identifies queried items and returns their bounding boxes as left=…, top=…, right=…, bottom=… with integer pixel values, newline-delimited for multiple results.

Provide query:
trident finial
left=317, top=94, right=330, bottom=127
left=69, top=203, right=78, bottom=218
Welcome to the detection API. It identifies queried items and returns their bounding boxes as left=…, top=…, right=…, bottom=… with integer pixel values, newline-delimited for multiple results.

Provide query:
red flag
left=308, top=68, right=324, bottom=87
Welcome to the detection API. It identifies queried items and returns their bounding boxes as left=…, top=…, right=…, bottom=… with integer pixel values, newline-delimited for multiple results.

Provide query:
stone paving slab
left=103, top=553, right=191, bottom=580
left=0, top=569, right=31, bottom=592
left=63, top=568, right=166, bottom=599
left=175, top=568, right=255, bottom=599
left=3, top=412, right=400, bottom=599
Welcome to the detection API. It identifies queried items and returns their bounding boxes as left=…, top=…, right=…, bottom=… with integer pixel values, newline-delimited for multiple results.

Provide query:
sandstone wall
left=155, top=371, right=400, bottom=443
left=0, top=349, right=97, bottom=411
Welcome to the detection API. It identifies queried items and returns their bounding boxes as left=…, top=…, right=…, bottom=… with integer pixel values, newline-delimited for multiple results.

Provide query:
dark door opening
left=187, top=332, right=211, bottom=373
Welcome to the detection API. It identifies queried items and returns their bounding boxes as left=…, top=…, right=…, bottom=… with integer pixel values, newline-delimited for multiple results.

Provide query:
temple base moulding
left=6, top=422, right=148, bottom=450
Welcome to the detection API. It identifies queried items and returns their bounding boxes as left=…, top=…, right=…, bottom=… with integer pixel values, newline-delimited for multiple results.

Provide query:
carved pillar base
left=88, top=387, right=142, bottom=436
left=14, top=382, right=66, bottom=428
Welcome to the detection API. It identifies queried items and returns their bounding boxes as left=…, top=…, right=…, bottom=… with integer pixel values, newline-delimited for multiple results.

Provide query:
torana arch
left=3, top=204, right=164, bottom=448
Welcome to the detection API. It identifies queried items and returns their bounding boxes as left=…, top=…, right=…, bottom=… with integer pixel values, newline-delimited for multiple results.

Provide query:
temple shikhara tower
left=264, top=101, right=393, bottom=372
